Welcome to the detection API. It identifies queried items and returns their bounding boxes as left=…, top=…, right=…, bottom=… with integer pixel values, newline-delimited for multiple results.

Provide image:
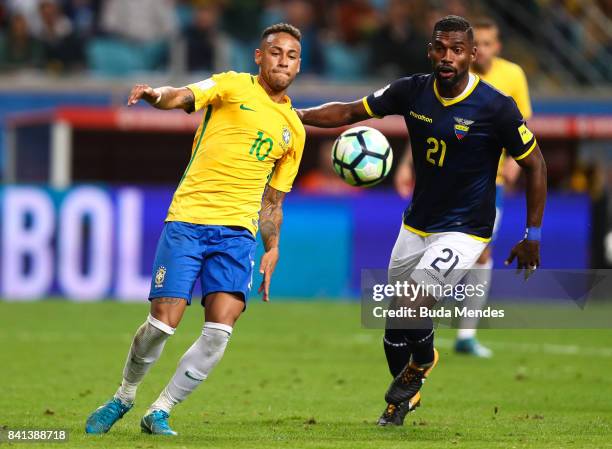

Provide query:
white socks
left=114, top=314, right=174, bottom=405
left=148, top=322, right=232, bottom=415
left=457, top=260, right=493, bottom=340
left=113, top=317, right=232, bottom=414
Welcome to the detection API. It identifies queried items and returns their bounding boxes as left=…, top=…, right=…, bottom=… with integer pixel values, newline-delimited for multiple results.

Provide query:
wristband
left=524, top=227, right=541, bottom=241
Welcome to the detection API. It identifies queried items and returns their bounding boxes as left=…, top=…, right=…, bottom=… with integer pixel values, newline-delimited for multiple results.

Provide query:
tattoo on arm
left=181, top=89, right=195, bottom=113
left=259, top=186, right=285, bottom=251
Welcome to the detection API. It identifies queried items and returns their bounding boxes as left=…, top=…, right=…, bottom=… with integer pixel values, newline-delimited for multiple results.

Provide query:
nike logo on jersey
left=240, top=104, right=256, bottom=111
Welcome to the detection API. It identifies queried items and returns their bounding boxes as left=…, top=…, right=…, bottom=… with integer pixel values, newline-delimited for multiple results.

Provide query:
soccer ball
left=331, top=126, right=393, bottom=187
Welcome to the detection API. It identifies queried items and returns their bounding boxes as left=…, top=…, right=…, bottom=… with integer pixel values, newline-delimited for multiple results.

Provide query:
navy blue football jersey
left=364, top=74, right=536, bottom=240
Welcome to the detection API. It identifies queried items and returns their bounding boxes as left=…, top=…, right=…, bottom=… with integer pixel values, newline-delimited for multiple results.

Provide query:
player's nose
left=442, top=49, right=455, bottom=62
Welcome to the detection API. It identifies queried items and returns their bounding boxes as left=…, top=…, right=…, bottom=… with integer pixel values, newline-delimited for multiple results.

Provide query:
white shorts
left=491, top=205, right=502, bottom=241
left=388, top=226, right=487, bottom=301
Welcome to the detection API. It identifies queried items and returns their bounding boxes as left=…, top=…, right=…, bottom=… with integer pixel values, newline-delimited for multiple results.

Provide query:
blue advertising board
left=0, top=186, right=590, bottom=301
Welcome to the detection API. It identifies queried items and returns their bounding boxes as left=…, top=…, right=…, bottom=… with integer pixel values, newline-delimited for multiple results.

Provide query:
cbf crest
left=453, top=116, right=474, bottom=140
left=280, top=126, right=291, bottom=150
left=154, top=266, right=167, bottom=288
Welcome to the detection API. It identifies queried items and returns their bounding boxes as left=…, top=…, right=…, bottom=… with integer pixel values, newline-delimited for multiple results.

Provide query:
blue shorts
left=492, top=184, right=504, bottom=242
left=148, top=221, right=256, bottom=306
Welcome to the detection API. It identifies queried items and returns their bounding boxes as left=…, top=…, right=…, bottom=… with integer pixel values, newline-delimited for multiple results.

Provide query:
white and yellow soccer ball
left=331, top=126, right=393, bottom=187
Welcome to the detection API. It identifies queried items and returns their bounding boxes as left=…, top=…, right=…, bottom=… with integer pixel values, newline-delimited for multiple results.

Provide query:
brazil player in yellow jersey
left=453, top=17, right=533, bottom=357
left=85, top=23, right=305, bottom=436
left=472, top=18, right=532, bottom=119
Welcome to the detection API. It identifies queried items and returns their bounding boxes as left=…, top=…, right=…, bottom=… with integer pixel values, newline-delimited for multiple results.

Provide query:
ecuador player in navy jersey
left=395, top=17, right=535, bottom=358
left=298, top=16, right=547, bottom=425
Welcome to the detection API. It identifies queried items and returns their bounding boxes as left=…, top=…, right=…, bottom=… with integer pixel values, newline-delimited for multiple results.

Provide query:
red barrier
left=7, top=107, right=612, bottom=139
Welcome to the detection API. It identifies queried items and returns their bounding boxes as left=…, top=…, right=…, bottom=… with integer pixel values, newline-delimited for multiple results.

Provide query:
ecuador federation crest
left=453, top=116, right=474, bottom=140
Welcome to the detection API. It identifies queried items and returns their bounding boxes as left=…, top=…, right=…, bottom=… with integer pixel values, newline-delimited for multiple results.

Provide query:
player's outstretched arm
left=505, top=145, right=547, bottom=277
left=297, top=100, right=371, bottom=128
left=258, top=185, right=286, bottom=302
left=127, top=84, right=195, bottom=113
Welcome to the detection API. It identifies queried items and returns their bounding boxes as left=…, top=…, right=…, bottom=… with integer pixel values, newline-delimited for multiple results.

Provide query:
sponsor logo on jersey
left=518, top=123, right=534, bottom=144
left=409, top=110, right=433, bottom=123
left=154, top=266, right=166, bottom=288
left=240, top=104, right=256, bottom=112
left=453, top=116, right=474, bottom=140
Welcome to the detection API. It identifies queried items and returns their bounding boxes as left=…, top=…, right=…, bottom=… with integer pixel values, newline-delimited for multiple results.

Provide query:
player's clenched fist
left=127, top=84, right=160, bottom=106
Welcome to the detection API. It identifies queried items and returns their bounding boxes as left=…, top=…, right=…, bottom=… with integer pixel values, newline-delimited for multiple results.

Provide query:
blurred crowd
left=0, top=0, right=610, bottom=84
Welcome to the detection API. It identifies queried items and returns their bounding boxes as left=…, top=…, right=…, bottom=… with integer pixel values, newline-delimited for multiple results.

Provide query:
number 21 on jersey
left=426, top=137, right=446, bottom=167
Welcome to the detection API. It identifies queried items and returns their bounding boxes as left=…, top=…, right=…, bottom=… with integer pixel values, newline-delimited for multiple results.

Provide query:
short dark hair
left=472, top=17, right=498, bottom=30
left=261, top=23, right=301, bottom=42
left=433, top=15, right=473, bottom=42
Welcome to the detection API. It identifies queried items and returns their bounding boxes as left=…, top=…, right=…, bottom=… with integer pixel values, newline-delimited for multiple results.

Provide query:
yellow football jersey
left=166, top=71, right=306, bottom=235
left=477, top=57, right=532, bottom=184
left=479, top=57, right=532, bottom=119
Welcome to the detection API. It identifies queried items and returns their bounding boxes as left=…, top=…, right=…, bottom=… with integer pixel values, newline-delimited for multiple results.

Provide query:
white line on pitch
left=350, top=334, right=612, bottom=358
left=436, top=337, right=612, bottom=358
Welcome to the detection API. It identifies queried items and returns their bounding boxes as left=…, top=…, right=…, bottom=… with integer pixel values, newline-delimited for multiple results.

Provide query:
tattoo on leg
left=153, top=298, right=185, bottom=306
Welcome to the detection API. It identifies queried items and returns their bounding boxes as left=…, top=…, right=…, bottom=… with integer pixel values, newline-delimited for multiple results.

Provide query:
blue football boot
left=85, top=398, right=133, bottom=434
left=140, top=410, right=178, bottom=436
left=455, top=337, right=493, bottom=358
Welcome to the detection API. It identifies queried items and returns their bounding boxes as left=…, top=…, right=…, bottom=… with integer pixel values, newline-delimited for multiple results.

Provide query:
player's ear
left=470, top=43, right=477, bottom=61
left=426, top=42, right=432, bottom=60
left=254, top=48, right=262, bottom=65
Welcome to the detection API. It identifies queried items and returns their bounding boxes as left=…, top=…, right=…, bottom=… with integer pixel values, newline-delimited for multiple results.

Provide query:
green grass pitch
left=1, top=300, right=611, bottom=449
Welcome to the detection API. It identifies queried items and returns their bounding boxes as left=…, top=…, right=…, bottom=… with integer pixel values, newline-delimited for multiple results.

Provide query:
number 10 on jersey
left=426, top=137, right=446, bottom=167
left=249, top=131, right=273, bottom=161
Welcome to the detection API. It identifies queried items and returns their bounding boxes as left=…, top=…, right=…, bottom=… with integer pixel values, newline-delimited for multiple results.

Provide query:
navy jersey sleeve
left=363, top=77, right=417, bottom=118
left=495, top=95, right=537, bottom=160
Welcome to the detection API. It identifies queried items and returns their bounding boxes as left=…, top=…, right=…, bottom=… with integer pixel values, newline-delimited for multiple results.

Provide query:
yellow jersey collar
left=433, top=73, right=480, bottom=107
